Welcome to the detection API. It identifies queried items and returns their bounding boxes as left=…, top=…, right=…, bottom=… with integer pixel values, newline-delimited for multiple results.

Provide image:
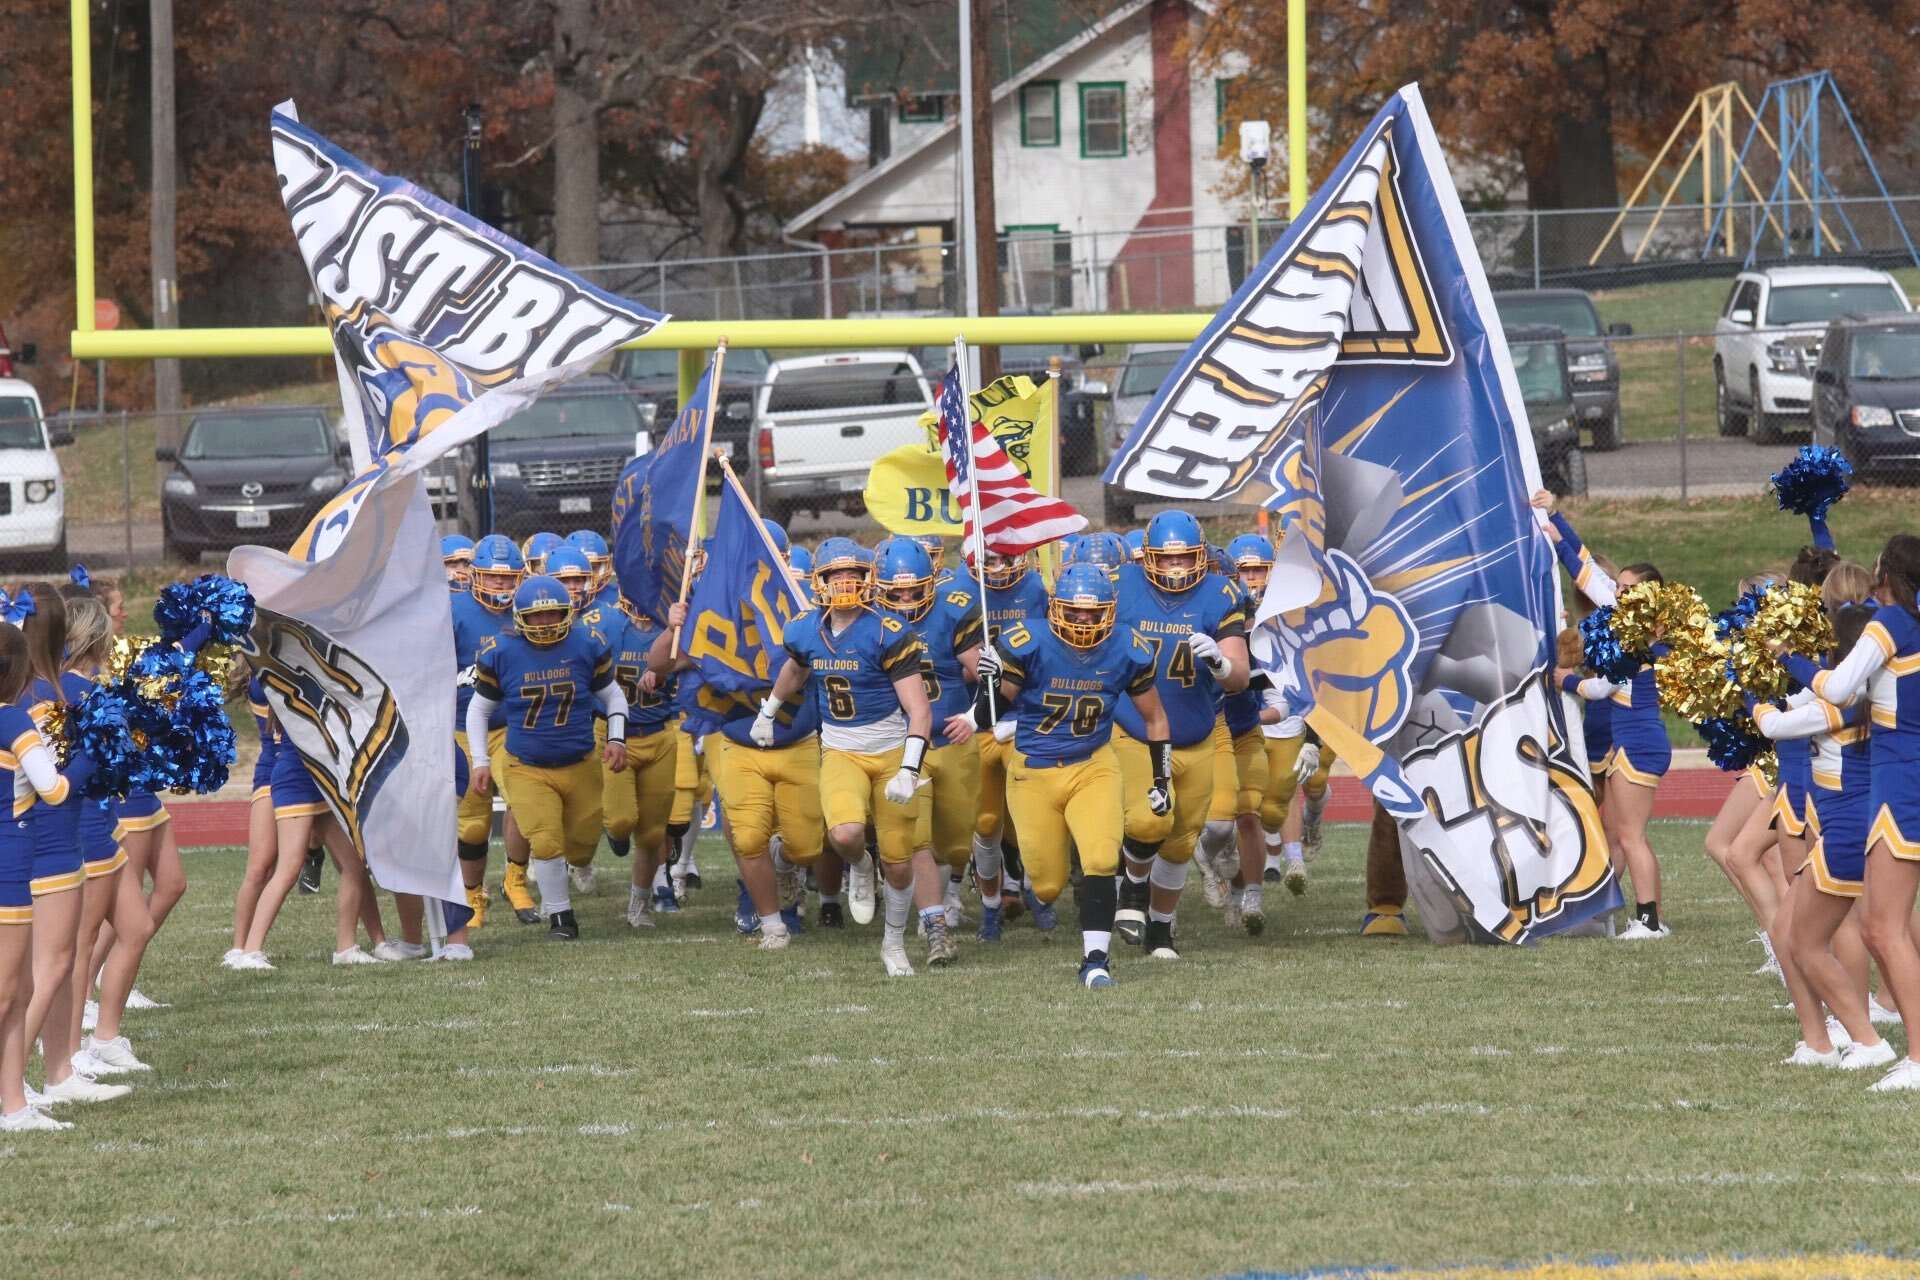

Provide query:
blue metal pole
left=1831, top=78, right=1920, bottom=269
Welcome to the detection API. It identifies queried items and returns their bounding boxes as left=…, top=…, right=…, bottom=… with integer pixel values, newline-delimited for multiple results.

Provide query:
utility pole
left=958, top=0, right=1000, bottom=383
left=462, top=104, right=493, bottom=538
left=150, top=0, right=181, bottom=422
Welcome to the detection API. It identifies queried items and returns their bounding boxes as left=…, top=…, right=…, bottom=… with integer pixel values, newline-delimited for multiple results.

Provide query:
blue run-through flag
left=611, top=364, right=712, bottom=626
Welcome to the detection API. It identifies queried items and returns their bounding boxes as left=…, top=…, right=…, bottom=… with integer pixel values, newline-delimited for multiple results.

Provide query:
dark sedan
left=1811, top=312, right=1920, bottom=482
left=159, top=408, right=350, bottom=560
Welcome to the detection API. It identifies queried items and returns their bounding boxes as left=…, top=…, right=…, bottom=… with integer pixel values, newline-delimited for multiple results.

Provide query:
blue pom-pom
left=1770, top=445, right=1851, bottom=522
left=1697, top=715, right=1768, bottom=772
left=72, top=685, right=140, bottom=799
left=1579, top=606, right=1640, bottom=683
left=1714, top=585, right=1766, bottom=642
left=154, top=574, right=255, bottom=650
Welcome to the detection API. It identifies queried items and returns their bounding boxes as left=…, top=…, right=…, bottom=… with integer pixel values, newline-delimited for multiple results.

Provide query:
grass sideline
left=5, top=820, right=1917, bottom=1278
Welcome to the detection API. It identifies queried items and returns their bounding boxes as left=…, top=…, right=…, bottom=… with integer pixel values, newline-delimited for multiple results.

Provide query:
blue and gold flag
left=610, top=365, right=710, bottom=626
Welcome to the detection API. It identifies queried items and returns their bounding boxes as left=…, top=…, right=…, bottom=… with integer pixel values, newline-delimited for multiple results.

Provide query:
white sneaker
left=755, top=927, right=791, bottom=953
left=1826, top=1016, right=1855, bottom=1050
left=230, top=950, right=274, bottom=971
left=371, top=940, right=425, bottom=962
left=568, top=864, right=597, bottom=897
left=1781, top=1041, right=1842, bottom=1068
left=880, top=932, right=915, bottom=977
left=1617, top=919, right=1672, bottom=941
left=847, top=854, right=877, bottom=925
left=627, top=887, right=654, bottom=929
left=429, top=943, right=475, bottom=962
left=42, top=1072, right=132, bottom=1105
left=125, top=989, right=167, bottom=1011
left=1868, top=1058, right=1920, bottom=1092
left=1752, top=931, right=1781, bottom=977
left=82, top=1034, right=150, bottom=1073
left=0, top=1106, right=71, bottom=1132
left=1840, top=1039, right=1897, bottom=1071
left=220, top=948, right=247, bottom=969
left=332, top=946, right=382, bottom=966
left=943, top=882, right=965, bottom=929
left=1869, top=995, right=1903, bottom=1025
left=81, top=999, right=99, bottom=1032
left=1283, top=859, right=1308, bottom=897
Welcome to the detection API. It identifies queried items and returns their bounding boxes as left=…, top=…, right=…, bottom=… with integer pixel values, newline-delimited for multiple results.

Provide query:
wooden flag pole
left=713, top=450, right=810, bottom=613
left=668, top=337, right=728, bottom=660
left=952, top=335, right=998, bottom=720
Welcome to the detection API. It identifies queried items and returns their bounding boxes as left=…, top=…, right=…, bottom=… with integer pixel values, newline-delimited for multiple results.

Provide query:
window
left=1079, top=82, right=1126, bottom=158
left=1020, top=81, right=1059, bottom=147
left=898, top=95, right=943, bottom=124
left=1216, top=78, right=1236, bottom=152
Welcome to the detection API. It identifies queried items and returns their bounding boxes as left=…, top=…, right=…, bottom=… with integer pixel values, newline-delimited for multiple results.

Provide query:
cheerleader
left=1777, top=534, right=1920, bottom=1090
left=223, top=663, right=280, bottom=965
left=1753, top=592, right=1894, bottom=1069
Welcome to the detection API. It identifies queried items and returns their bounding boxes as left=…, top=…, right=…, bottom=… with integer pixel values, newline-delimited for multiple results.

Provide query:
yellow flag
left=862, top=374, right=1056, bottom=536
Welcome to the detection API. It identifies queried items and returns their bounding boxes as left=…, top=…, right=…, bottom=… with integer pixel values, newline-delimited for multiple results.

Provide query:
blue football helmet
left=1050, top=562, right=1118, bottom=649
left=543, top=546, right=594, bottom=610
left=470, top=534, right=525, bottom=610
left=761, top=519, right=791, bottom=556
left=1227, top=533, right=1275, bottom=593
left=522, top=531, right=565, bottom=575
left=441, top=534, right=474, bottom=591
left=912, top=534, right=947, bottom=572
left=565, top=530, right=612, bottom=595
left=1124, top=528, right=1145, bottom=562
left=1068, top=531, right=1129, bottom=578
left=811, top=536, right=873, bottom=610
left=512, top=575, right=574, bottom=645
left=873, top=537, right=937, bottom=620
left=1142, top=510, right=1208, bottom=593
left=788, top=543, right=814, bottom=575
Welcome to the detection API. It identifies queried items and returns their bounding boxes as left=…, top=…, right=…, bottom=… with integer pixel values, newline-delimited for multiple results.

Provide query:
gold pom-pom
left=1729, top=583, right=1833, bottom=703
left=35, top=703, right=72, bottom=769
left=1648, top=584, right=1743, bottom=723
left=196, top=644, right=236, bottom=695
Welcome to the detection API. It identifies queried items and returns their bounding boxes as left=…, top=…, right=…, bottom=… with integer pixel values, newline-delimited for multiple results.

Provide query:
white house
left=784, top=0, right=1266, bottom=316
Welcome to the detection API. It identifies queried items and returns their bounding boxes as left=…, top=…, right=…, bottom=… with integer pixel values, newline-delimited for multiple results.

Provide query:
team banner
left=864, top=373, right=1057, bottom=535
left=676, top=469, right=811, bottom=736
left=233, top=102, right=666, bottom=900
left=610, top=364, right=711, bottom=626
left=1105, top=84, right=1616, bottom=944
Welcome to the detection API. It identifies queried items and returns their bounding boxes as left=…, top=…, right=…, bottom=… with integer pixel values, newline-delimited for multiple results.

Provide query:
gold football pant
left=1112, top=728, right=1215, bottom=863
left=916, top=740, right=981, bottom=870
left=601, top=727, right=679, bottom=852
left=974, top=731, right=1014, bottom=841
left=1006, top=746, right=1123, bottom=903
left=1206, top=722, right=1268, bottom=822
left=712, top=735, right=823, bottom=863
left=500, top=751, right=603, bottom=865
left=669, top=727, right=713, bottom=827
left=1261, top=735, right=1333, bottom=830
left=820, top=745, right=926, bottom=865
left=455, top=728, right=509, bottom=845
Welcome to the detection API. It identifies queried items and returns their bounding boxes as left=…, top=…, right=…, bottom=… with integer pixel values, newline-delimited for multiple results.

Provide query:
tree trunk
left=694, top=87, right=766, bottom=261
left=1524, top=46, right=1621, bottom=268
left=150, top=0, right=181, bottom=422
left=551, top=0, right=600, bottom=266
left=969, top=0, right=1000, bottom=381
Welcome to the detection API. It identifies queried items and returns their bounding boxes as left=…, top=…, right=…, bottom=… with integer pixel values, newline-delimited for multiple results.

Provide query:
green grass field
left=5, top=820, right=1916, bottom=1278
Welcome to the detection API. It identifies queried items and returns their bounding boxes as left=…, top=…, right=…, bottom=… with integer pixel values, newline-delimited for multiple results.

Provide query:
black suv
left=1811, top=312, right=1920, bottom=482
left=460, top=375, right=651, bottom=541
left=1505, top=324, right=1587, bottom=497
left=1494, top=289, right=1631, bottom=450
left=158, top=407, right=350, bottom=561
left=614, top=346, right=765, bottom=473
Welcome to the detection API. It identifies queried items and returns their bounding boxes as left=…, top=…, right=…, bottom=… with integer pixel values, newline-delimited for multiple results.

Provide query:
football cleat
left=1262, top=857, right=1282, bottom=885
left=1283, top=860, right=1307, bottom=897
left=976, top=904, right=1003, bottom=942
left=568, top=864, right=598, bottom=897
left=755, top=927, right=791, bottom=952
left=627, top=886, right=654, bottom=929
left=926, top=917, right=957, bottom=967
left=653, top=884, right=680, bottom=914
left=1198, top=857, right=1228, bottom=909
left=502, top=862, right=541, bottom=924
left=1302, top=799, right=1325, bottom=861
left=1029, top=891, right=1057, bottom=934
left=683, top=866, right=703, bottom=891
left=1223, top=897, right=1242, bottom=931
left=847, top=853, right=877, bottom=925
left=547, top=909, right=580, bottom=941
left=1361, top=909, right=1409, bottom=937
left=943, top=880, right=965, bottom=929
left=819, top=901, right=846, bottom=929
left=1114, top=876, right=1149, bottom=946
left=1077, top=951, right=1115, bottom=989
left=1242, top=898, right=1266, bottom=938
left=464, top=884, right=491, bottom=930
left=880, top=934, right=915, bottom=977
left=779, top=905, right=806, bottom=936
left=1002, top=878, right=1026, bottom=922
left=734, top=882, right=759, bottom=936
left=1143, top=920, right=1181, bottom=960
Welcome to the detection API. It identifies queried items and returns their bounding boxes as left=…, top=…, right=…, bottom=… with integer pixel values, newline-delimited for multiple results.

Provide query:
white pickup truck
left=749, top=352, right=934, bottom=527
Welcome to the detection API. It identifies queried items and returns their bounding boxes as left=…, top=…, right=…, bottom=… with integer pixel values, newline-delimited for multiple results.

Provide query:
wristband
left=901, top=734, right=928, bottom=775
left=606, top=713, right=627, bottom=741
left=757, top=694, right=783, bottom=720
left=1148, top=737, right=1172, bottom=790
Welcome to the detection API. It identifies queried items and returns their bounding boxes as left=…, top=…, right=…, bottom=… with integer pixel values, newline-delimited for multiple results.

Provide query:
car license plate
left=235, top=509, right=270, bottom=529
left=560, top=496, right=592, bottom=514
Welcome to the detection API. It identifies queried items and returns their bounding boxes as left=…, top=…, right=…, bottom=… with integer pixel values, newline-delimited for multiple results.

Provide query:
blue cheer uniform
left=1791, top=604, right=1920, bottom=860
left=0, top=704, right=64, bottom=920
left=1605, top=658, right=1671, bottom=787
left=1755, top=691, right=1871, bottom=895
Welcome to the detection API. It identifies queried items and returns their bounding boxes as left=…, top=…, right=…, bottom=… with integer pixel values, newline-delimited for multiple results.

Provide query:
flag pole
left=1043, top=353, right=1063, bottom=583
left=713, top=449, right=809, bottom=613
left=952, top=335, right=998, bottom=720
left=668, top=337, right=728, bottom=660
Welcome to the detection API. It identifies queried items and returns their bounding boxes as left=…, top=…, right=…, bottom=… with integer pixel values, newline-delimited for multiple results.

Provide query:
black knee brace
left=457, top=840, right=490, bottom=863
left=1122, top=837, right=1161, bottom=866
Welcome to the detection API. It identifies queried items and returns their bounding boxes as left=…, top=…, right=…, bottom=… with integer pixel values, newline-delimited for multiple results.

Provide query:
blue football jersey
left=999, top=618, right=1156, bottom=765
left=1221, top=581, right=1263, bottom=735
left=881, top=581, right=985, bottom=748
left=589, top=604, right=676, bottom=734
left=473, top=621, right=615, bottom=767
left=983, top=573, right=1050, bottom=649
left=452, top=592, right=516, bottom=731
left=1110, top=563, right=1249, bottom=747
left=783, top=607, right=926, bottom=731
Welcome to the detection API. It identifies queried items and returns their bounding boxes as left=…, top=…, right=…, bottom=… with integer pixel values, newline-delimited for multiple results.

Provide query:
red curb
left=163, top=768, right=1745, bottom=849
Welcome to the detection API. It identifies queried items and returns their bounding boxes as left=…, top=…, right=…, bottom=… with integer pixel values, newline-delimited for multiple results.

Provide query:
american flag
left=936, top=367, right=1086, bottom=555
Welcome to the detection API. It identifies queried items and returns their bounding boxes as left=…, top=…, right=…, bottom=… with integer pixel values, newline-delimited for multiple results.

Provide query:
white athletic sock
left=760, top=913, right=789, bottom=939
left=1283, top=841, right=1304, bottom=864
left=531, top=859, right=570, bottom=916
left=919, top=905, right=945, bottom=929
left=1149, top=854, right=1190, bottom=895
left=1242, top=883, right=1263, bottom=912
left=653, top=864, right=671, bottom=890
left=1199, top=820, right=1233, bottom=863
left=1083, top=930, right=1113, bottom=957
left=883, top=881, right=912, bottom=932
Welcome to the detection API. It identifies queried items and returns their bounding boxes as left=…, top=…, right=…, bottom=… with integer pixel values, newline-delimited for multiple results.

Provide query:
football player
left=759, top=537, right=938, bottom=974
left=1110, top=510, right=1249, bottom=958
left=1198, top=533, right=1280, bottom=932
left=441, top=535, right=474, bottom=592
left=465, top=575, right=629, bottom=940
left=543, top=546, right=605, bottom=896
left=566, top=529, right=618, bottom=614
left=453, top=535, right=527, bottom=925
left=873, top=538, right=985, bottom=935
left=591, top=589, right=679, bottom=929
left=969, top=545, right=1052, bottom=930
left=521, top=531, right=564, bottom=576
left=979, top=563, right=1170, bottom=988
left=1065, top=531, right=1129, bottom=579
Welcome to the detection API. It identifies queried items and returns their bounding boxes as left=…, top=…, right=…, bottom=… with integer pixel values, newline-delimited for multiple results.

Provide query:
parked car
left=1505, top=325, right=1586, bottom=497
left=1100, top=343, right=1186, bottom=527
left=159, top=407, right=349, bottom=561
left=1714, top=265, right=1911, bottom=444
left=460, top=375, right=652, bottom=541
left=1810, top=311, right=1920, bottom=483
left=752, top=352, right=934, bottom=528
left=1493, top=288, right=1630, bottom=451
left=614, top=345, right=766, bottom=472
left=0, top=373, right=71, bottom=567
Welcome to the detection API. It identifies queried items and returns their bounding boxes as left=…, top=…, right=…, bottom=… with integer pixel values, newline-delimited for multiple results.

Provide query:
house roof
left=786, top=0, right=1156, bottom=236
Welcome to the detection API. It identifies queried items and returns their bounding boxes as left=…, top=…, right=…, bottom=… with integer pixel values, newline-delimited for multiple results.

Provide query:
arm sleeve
left=1549, top=512, right=1617, bottom=608
left=1752, top=701, right=1840, bottom=741
left=1576, top=677, right=1621, bottom=702
left=465, top=694, right=499, bottom=767
left=1789, top=621, right=1893, bottom=707
left=594, top=681, right=628, bottom=738
left=18, top=741, right=69, bottom=805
